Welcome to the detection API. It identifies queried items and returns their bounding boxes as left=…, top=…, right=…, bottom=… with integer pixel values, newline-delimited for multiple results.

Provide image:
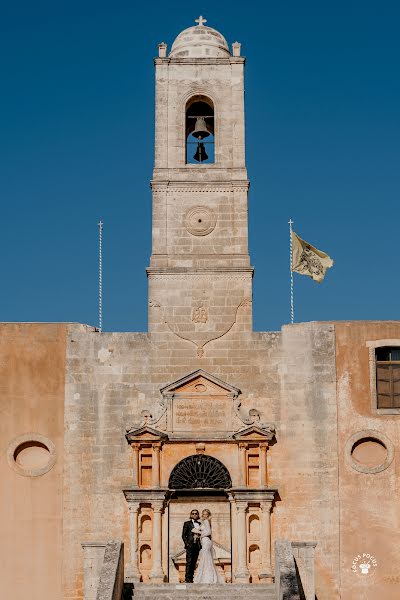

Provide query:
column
left=259, top=501, right=273, bottom=579
left=238, top=443, right=247, bottom=487
left=152, top=443, right=161, bottom=488
left=162, top=502, right=169, bottom=577
left=132, top=444, right=140, bottom=487
left=228, top=494, right=237, bottom=582
left=259, top=443, right=268, bottom=487
left=149, top=500, right=165, bottom=582
left=234, top=501, right=250, bottom=582
left=128, top=503, right=141, bottom=581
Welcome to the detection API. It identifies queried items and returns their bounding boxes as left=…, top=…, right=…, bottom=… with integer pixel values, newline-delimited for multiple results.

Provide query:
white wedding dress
left=193, top=519, right=219, bottom=584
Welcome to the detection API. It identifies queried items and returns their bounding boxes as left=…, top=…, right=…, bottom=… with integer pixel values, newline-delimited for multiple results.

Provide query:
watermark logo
left=351, top=553, right=378, bottom=575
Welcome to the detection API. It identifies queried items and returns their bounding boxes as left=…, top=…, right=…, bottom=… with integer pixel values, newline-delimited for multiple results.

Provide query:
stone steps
left=132, top=583, right=277, bottom=600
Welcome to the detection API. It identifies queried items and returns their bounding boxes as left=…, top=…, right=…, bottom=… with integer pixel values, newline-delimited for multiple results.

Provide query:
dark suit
left=182, top=519, right=201, bottom=582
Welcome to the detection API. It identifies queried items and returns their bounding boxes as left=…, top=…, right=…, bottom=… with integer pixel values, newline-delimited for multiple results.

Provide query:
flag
left=291, top=230, right=333, bottom=283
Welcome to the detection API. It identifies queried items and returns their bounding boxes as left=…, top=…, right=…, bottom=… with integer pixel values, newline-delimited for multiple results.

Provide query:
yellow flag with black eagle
left=291, top=230, right=333, bottom=283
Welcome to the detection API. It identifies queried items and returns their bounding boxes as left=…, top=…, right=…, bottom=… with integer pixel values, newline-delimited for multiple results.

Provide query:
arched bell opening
left=168, top=453, right=232, bottom=490
left=185, top=96, right=215, bottom=164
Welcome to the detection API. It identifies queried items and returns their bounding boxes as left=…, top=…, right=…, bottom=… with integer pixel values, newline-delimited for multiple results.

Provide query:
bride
left=192, top=509, right=219, bottom=584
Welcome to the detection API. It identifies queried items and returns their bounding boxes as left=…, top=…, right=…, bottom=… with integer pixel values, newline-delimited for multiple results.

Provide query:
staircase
left=132, top=583, right=277, bottom=600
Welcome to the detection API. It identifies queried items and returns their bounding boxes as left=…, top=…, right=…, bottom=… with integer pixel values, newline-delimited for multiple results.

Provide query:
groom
left=182, top=509, right=201, bottom=583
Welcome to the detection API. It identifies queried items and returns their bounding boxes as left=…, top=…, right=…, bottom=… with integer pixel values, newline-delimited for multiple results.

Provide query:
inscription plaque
left=172, top=397, right=231, bottom=432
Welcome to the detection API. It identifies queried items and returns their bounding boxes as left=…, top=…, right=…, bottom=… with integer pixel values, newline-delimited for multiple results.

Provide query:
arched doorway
left=167, top=454, right=233, bottom=583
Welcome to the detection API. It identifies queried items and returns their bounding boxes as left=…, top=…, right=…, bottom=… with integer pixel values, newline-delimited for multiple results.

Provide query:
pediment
left=125, top=425, right=168, bottom=443
left=161, top=369, right=241, bottom=397
left=125, top=371, right=276, bottom=441
left=233, top=424, right=275, bottom=441
left=155, top=370, right=242, bottom=436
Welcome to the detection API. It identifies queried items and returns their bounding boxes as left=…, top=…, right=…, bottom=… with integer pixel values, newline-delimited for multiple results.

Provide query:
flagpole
left=98, top=220, right=103, bottom=332
left=289, top=219, right=294, bottom=324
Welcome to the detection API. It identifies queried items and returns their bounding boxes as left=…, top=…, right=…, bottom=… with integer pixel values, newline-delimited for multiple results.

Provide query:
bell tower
left=148, top=17, right=253, bottom=355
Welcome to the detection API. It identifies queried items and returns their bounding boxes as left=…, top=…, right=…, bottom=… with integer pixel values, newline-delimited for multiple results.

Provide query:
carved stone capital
left=152, top=500, right=165, bottom=513
left=236, top=501, right=248, bottom=512
left=260, top=501, right=273, bottom=514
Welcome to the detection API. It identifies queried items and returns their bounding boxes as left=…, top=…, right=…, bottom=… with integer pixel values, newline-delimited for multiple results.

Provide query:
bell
left=192, top=116, right=210, bottom=139
left=193, top=142, right=208, bottom=162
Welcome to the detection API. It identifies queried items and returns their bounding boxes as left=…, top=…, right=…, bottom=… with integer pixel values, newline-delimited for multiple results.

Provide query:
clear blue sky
left=1, top=1, right=399, bottom=332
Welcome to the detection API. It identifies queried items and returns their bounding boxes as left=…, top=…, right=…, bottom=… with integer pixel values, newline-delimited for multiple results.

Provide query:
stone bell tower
left=148, top=17, right=253, bottom=357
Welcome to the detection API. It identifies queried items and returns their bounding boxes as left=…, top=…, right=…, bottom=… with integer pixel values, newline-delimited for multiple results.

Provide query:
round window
left=345, top=430, right=394, bottom=474
left=7, top=433, right=56, bottom=477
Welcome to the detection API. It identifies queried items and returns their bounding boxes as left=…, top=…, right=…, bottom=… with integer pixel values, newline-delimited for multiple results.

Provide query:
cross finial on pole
left=195, top=15, right=207, bottom=26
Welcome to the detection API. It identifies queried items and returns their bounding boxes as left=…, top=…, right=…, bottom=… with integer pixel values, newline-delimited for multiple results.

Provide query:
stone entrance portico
left=123, top=370, right=278, bottom=584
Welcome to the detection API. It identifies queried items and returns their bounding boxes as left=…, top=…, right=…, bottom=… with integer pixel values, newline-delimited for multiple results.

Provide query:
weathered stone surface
left=132, top=583, right=276, bottom=600
left=96, top=541, right=124, bottom=600
left=82, top=542, right=107, bottom=600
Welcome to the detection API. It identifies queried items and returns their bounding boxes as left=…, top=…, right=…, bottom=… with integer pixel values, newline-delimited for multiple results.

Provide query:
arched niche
left=249, top=544, right=260, bottom=565
left=140, top=544, right=152, bottom=566
left=168, top=454, right=231, bottom=490
left=185, top=95, right=215, bottom=164
left=248, top=514, right=260, bottom=537
left=140, top=514, right=152, bottom=539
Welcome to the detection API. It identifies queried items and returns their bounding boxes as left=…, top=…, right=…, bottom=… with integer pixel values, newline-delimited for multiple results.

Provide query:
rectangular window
left=140, top=452, right=152, bottom=487
left=247, top=451, right=259, bottom=487
left=376, top=347, right=400, bottom=409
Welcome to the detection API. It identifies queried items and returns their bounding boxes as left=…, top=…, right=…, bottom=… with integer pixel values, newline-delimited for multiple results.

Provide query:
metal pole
left=98, top=220, right=103, bottom=332
left=289, top=219, right=294, bottom=324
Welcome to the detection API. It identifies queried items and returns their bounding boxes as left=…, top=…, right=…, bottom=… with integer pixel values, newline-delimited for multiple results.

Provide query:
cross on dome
left=195, top=15, right=207, bottom=27
left=170, top=18, right=230, bottom=58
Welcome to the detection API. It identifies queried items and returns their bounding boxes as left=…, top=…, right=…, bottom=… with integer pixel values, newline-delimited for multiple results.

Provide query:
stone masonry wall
left=63, top=320, right=338, bottom=599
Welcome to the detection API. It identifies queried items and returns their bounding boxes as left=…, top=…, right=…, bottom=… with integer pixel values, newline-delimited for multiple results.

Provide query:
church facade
left=2, top=19, right=400, bottom=600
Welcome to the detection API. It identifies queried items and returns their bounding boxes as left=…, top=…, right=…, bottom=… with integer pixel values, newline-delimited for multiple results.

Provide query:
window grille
left=168, top=454, right=231, bottom=489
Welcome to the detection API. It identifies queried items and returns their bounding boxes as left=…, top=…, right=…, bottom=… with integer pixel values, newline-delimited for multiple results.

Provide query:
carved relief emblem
left=192, top=304, right=208, bottom=323
left=164, top=296, right=252, bottom=357
left=184, top=206, right=216, bottom=236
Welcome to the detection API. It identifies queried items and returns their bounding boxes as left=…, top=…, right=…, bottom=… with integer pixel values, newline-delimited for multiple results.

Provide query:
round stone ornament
left=184, top=206, right=216, bottom=236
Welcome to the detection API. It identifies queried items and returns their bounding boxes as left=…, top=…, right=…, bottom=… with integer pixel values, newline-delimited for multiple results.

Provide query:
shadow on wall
left=122, top=583, right=133, bottom=600
left=294, top=560, right=306, bottom=600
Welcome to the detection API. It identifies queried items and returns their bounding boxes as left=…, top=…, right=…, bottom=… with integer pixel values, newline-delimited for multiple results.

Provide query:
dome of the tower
left=170, top=18, right=230, bottom=58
